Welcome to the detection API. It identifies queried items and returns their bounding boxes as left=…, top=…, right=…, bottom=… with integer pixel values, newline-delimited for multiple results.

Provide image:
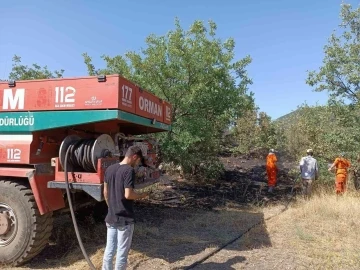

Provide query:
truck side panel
left=0, top=166, right=34, bottom=178
left=0, top=166, right=65, bottom=215
left=135, top=87, right=164, bottom=123
left=0, top=75, right=119, bottom=112
left=29, top=173, right=65, bottom=215
left=163, top=100, right=172, bottom=125
left=0, top=134, right=32, bottom=164
left=0, top=75, right=171, bottom=125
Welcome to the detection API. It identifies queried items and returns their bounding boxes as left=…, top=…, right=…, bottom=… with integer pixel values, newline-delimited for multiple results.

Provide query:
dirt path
left=5, top=205, right=274, bottom=270
left=4, top=153, right=304, bottom=270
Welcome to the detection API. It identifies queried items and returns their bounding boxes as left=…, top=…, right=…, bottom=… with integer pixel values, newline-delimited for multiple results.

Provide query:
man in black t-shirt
left=102, top=146, right=149, bottom=270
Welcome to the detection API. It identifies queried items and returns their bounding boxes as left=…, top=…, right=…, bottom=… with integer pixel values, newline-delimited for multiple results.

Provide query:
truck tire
left=0, top=180, right=54, bottom=266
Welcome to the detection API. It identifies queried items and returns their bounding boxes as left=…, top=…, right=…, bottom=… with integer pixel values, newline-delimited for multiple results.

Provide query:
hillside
left=273, top=109, right=299, bottom=123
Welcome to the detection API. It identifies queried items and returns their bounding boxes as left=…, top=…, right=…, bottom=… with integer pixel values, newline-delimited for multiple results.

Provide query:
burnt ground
left=144, top=151, right=300, bottom=210
left=8, top=151, right=302, bottom=270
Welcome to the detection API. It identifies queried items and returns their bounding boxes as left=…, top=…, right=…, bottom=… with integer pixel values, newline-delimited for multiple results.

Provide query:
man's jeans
left=302, top=179, right=313, bottom=199
left=102, top=223, right=134, bottom=270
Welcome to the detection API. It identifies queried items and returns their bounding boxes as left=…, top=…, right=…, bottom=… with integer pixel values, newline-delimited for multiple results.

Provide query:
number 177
left=122, top=85, right=132, bottom=100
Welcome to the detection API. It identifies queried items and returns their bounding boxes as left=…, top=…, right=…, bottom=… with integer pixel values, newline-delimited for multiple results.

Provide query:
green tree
left=83, top=19, right=254, bottom=178
left=305, top=2, right=360, bottom=177
left=234, top=108, right=277, bottom=153
left=258, top=112, right=277, bottom=148
left=233, top=108, right=258, bottom=153
left=7, top=55, right=64, bottom=80
left=276, top=105, right=330, bottom=159
left=274, top=102, right=360, bottom=184
left=306, top=3, right=360, bottom=103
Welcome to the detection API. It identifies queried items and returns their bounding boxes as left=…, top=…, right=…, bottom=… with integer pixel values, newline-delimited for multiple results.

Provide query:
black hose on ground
left=64, top=145, right=97, bottom=270
left=180, top=175, right=301, bottom=270
left=179, top=219, right=263, bottom=270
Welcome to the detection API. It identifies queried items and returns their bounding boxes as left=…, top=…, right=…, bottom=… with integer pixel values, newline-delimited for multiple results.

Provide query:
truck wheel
left=0, top=180, right=54, bottom=266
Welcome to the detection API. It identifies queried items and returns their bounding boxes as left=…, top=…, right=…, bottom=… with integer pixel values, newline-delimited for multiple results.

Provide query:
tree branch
left=334, top=73, right=359, bottom=101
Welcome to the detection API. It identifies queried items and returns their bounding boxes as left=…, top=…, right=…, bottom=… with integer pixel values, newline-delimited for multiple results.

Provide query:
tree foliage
left=7, top=55, right=64, bottom=80
left=83, top=19, right=254, bottom=178
left=233, top=108, right=277, bottom=154
left=273, top=3, right=360, bottom=184
left=307, top=3, right=360, bottom=103
left=276, top=105, right=332, bottom=159
left=275, top=102, right=360, bottom=184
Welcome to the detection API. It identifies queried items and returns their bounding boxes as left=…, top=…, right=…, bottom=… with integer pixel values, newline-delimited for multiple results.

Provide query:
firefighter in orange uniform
left=328, top=153, right=351, bottom=194
left=266, top=149, right=278, bottom=192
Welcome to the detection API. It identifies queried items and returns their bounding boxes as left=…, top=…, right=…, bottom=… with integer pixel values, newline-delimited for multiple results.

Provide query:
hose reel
left=59, top=134, right=116, bottom=172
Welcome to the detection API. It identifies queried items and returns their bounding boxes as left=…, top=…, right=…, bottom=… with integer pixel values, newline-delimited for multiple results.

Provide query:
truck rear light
left=8, top=80, right=16, bottom=87
left=97, top=74, right=106, bottom=82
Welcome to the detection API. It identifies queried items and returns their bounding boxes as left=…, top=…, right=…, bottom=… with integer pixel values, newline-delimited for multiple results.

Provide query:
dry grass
left=5, top=203, right=266, bottom=270
left=4, top=188, right=360, bottom=269
left=222, top=189, right=360, bottom=270
left=281, top=190, right=360, bottom=269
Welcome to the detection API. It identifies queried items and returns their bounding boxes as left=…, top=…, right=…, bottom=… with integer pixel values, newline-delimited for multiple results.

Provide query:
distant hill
left=274, top=105, right=330, bottom=127
left=273, top=108, right=305, bottom=130
left=274, top=109, right=299, bottom=123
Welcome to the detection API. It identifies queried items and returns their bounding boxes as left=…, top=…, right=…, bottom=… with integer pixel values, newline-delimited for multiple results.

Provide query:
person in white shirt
left=299, top=149, right=319, bottom=198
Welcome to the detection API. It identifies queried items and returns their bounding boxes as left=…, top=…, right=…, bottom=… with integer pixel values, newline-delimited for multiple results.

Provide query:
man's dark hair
left=125, top=145, right=143, bottom=159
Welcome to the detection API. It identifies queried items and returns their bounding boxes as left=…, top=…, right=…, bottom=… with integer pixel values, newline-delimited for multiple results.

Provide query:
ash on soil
left=145, top=150, right=300, bottom=210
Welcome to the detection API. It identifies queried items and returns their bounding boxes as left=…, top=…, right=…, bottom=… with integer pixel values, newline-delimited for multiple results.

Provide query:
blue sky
left=0, top=0, right=358, bottom=119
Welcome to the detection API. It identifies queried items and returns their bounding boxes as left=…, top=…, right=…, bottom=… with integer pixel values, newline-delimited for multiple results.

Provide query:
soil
left=4, top=151, right=302, bottom=270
